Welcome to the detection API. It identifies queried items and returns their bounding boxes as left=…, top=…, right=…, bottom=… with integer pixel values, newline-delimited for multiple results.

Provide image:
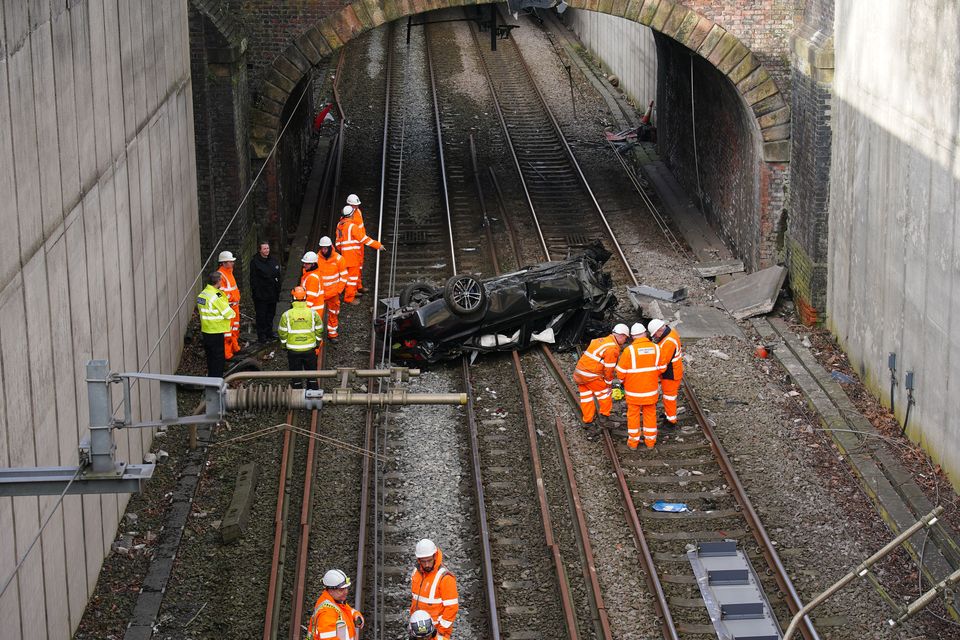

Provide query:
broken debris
left=715, top=265, right=787, bottom=320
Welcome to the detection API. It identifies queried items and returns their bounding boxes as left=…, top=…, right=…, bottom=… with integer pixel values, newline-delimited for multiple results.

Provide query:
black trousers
left=202, top=332, right=227, bottom=378
left=287, top=349, right=319, bottom=390
left=254, top=299, right=278, bottom=342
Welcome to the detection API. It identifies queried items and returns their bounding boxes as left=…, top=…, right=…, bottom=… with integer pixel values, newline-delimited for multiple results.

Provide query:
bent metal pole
left=782, top=506, right=944, bottom=640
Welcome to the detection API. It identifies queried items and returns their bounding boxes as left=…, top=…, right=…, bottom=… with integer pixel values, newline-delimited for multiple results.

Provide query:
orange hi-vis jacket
left=656, top=327, right=684, bottom=380
left=336, top=217, right=382, bottom=268
left=410, top=549, right=458, bottom=639
left=217, top=265, right=240, bottom=305
left=307, top=589, right=364, bottom=640
left=616, top=336, right=661, bottom=405
left=318, top=250, right=348, bottom=297
left=349, top=207, right=365, bottom=234
left=573, top=335, right=621, bottom=384
left=300, top=267, right=326, bottom=316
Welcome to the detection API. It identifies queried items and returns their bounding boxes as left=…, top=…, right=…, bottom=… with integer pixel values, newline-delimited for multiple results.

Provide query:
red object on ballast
left=313, top=103, right=333, bottom=131
left=754, top=345, right=769, bottom=359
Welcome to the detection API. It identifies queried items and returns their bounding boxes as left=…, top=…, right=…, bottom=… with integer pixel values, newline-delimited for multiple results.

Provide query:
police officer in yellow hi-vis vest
left=197, top=271, right=236, bottom=378
left=278, top=286, right=325, bottom=390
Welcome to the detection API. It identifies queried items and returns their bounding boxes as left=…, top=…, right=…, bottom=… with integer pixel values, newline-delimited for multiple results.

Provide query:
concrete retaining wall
left=829, top=0, right=960, bottom=485
left=0, top=1, right=198, bottom=637
left=564, top=9, right=657, bottom=110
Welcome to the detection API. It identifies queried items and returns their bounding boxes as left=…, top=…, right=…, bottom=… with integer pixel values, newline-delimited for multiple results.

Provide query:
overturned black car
left=377, top=244, right=616, bottom=364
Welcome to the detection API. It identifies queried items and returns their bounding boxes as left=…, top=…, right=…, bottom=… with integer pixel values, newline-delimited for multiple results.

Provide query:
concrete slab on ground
left=754, top=317, right=960, bottom=619
left=693, top=259, right=744, bottom=278
left=715, top=265, right=786, bottom=320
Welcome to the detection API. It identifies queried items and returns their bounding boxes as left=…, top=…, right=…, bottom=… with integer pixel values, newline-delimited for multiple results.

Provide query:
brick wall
left=656, top=33, right=775, bottom=269
left=674, top=0, right=799, bottom=102
left=787, top=0, right=834, bottom=324
left=189, top=2, right=252, bottom=272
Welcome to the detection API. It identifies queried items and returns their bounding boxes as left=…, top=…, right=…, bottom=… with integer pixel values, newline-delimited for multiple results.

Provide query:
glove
left=315, top=347, right=321, bottom=356
left=611, top=386, right=624, bottom=401
left=354, top=615, right=364, bottom=629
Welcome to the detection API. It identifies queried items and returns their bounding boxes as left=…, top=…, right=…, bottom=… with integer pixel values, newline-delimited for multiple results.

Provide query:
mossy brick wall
left=788, top=0, right=834, bottom=324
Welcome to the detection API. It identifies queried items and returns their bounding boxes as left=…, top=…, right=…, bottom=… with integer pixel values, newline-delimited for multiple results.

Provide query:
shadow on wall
left=827, top=91, right=960, bottom=486
left=654, top=33, right=762, bottom=269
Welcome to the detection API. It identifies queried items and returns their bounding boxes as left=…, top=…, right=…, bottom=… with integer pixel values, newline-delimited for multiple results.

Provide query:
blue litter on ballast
left=651, top=501, right=688, bottom=512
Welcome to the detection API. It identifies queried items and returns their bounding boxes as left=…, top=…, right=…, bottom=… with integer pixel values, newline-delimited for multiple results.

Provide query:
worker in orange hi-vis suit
left=572, top=323, right=630, bottom=426
left=307, top=569, right=364, bottom=640
left=616, top=322, right=662, bottom=449
left=336, top=205, right=384, bottom=304
left=649, top=318, right=684, bottom=430
left=410, top=539, right=458, bottom=640
left=216, top=251, right=241, bottom=360
left=344, top=194, right=368, bottom=294
left=316, top=236, right=347, bottom=342
left=300, top=251, right=327, bottom=324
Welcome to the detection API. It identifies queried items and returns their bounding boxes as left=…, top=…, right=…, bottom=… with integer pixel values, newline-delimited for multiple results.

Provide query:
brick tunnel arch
left=250, top=0, right=791, bottom=270
left=249, top=0, right=791, bottom=163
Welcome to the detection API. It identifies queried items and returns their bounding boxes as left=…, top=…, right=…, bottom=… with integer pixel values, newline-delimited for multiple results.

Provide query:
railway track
left=265, top=10, right=817, bottom=640
left=467, top=11, right=820, bottom=639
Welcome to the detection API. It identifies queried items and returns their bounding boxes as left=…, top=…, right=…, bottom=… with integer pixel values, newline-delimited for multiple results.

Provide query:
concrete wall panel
left=117, top=0, right=136, bottom=139
left=102, top=0, right=125, bottom=157
left=30, top=22, right=64, bottom=237
left=566, top=10, right=658, bottom=108
left=51, top=8, right=80, bottom=211
left=830, top=0, right=960, bottom=484
left=71, top=2, right=96, bottom=192
left=8, top=41, right=43, bottom=264
left=0, top=59, right=20, bottom=289
left=88, top=0, right=111, bottom=171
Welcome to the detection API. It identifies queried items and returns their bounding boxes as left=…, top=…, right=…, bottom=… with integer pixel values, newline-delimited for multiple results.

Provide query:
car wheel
left=443, top=274, right=487, bottom=318
left=399, top=281, right=437, bottom=307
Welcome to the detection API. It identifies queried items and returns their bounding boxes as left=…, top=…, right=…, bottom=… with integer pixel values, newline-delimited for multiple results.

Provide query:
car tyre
left=443, top=274, right=487, bottom=318
left=399, top=281, right=438, bottom=307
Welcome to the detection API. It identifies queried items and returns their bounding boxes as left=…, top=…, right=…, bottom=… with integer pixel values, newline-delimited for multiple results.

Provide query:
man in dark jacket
left=249, top=241, right=282, bottom=343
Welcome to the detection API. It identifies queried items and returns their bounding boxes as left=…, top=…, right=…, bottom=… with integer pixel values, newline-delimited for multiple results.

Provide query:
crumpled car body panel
left=377, top=244, right=616, bottom=364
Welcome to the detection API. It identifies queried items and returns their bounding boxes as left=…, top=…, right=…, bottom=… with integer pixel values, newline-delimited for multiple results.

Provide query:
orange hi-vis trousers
left=325, top=294, right=341, bottom=337
left=626, top=403, right=657, bottom=449
left=661, top=378, right=681, bottom=424
left=343, top=266, right=361, bottom=302
left=577, top=378, right=612, bottom=424
left=224, top=303, right=240, bottom=359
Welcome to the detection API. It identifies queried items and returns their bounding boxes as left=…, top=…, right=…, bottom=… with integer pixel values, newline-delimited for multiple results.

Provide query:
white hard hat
left=346, top=194, right=361, bottom=206
left=302, top=251, right=319, bottom=263
left=217, top=250, right=235, bottom=263
left=612, top=323, right=629, bottom=337
left=319, top=236, right=333, bottom=248
left=322, top=569, right=351, bottom=589
left=342, top=205, right=354, bottom=216
left=408, top=610, right=436, bottom=638
left=647, top=319, right=666, bottom=335
left=415, top=538, right=437, bottom=558
left=630, top=322, right=646, bottom=337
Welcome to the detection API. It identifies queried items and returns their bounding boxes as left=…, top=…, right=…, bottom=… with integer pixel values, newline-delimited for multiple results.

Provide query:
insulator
left=224, top=385, right=323, bottom=412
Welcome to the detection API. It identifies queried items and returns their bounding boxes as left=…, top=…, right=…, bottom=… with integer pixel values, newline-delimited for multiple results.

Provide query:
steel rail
left=482, top=135, right=611, bottom=640
left=684, top=379, right=820, bottom=640
left=482, top=14, right=819, bottom=639
left=476, top=18, right=677, bottom=633
left=263, top=408, right=299, bottom=640
left=425, top=25, right=457, bottom=275
left=354, top=20, right=396, bottom=630
left=460, top=120, right=503, bottom=640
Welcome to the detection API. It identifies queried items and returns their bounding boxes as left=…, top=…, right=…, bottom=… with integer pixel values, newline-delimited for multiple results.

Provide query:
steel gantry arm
left=0, top=360, right=465, bottom=497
